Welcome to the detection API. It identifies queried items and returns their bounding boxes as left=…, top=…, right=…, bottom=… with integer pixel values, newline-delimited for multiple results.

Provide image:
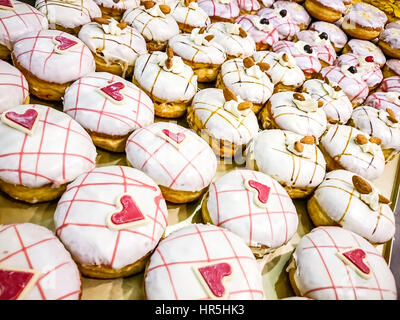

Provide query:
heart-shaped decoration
left=98, top=82, right=126, bottom=104
left=1, top=108, right=39, bottom=136
left=0, top=268, right=41, bottom=300
left=337, top=248, right=371, bottom=279
left=158, top=128, right=187, bottom=149
left=244, top=179, right=271, bottom=208
left=53, top=35, right=78, bottom=54
left=194, top=262, right=232, bottom=299
left=106, top=194, right=149, bottom=230
left=0, top=0, right=14, bottom=10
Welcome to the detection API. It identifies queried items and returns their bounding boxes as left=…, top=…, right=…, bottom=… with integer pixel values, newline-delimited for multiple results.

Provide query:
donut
left=0, top=1, right=48, bottom=60
left=349, top=105, right=400, bottom=162
left=272, top=40, right=322, bottom=79
left=341, top=2, right=387, bottom=40
left=252, top=51, right=305, bottom=92
left=378, top=26, right=400, bottom=59
left=206, top=22, right=256, bottom=59
left=365, top=91, right=400, bottom=117
left=133, top=50, right=198, bottom=118
left=304, top=0, right=345, bottom=23
left=216, top=56, right=274, bottom=114
left=307, top=170, right=395, bottom=244
left=144, top=223, right=264, bottom=300
left=334, top=53, right=383, bottom=91
left=0, top=223, right=81, bottom=300
left=11, top=30, right=96, bottom=101
left=320, top=65, right=369, bottom=107
left=63, top=72, right=154, bottom=152
left=380, top=76, right=400, bottom=93
left=295, top=30, right=337, bottom=67
left=35, top=0, right=102, bottom=36
left=0, top=104, right=97, bottom=203
left=197, top=0, right=240, bottom=23
left=385, top=20, right=400, bottom=30
left=0, top=60, right=30, bottom=113
left=169, top=0, right=211, bottom=33
left=257, top=8, right=300, bottom=41
left=54, top=165, right=168, bottom=279
left=287, top=226, right=397, bottom=300
left=319, top=124, right=385, bottom=181
left=309, top=21, right=348, bottom=53
left=121, top=2, right=179, bottom=52
left=235, top=14, right=280, bottom=51
left=78, top=19, right=147, bottom=78
left=168, top=28, right=226, bottom=83
left=301, top=78, right=353, bottom=125
left=126, top=122, right=217, bottom=203
left=362, top=0, right=400, bottom=23
left=272, top=1, right=311, bottom=30
left=187, top=87, right=259, bottom=158
left=93, top=0, right=140, bottom=20
left=383, top=59, right=400, bottom=78
left=236, top=0, right=260, bottom=15
left=202, top=169, right=298, bottom=256
left=342, top=39, right=386, bottom=68
left=246, top=129, right=326, bottom=199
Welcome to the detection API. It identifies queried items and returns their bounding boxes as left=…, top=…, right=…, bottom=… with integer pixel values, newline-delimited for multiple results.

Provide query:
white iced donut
left=308, top=169, right=395, bottom=244
left=252, top=51, right=305, bottom=90
left=197, top=0, right=240, bottom=22
left=304, top=0, right=345, bottom=23
left=246, top=129, right=326, bottom=199
left=0, top=223, right=81, bottom=300
left=54, top=165, right=168, bottom=278
left=302, top=79, right=352, bottom=125
left=296, top=30, right=336, bottom=66
left=272, top=1, right=311, bottom=30
left=379, top=27, right=400, bottom=59
left=0, top=60, right=29, bottom=113
left=320, top=65, right=369, bottom=106
left=344, top=39, right=386, bottom=68
left=169, top=0, right=211, bottom=32
left=260, top=0, right=273, bottom=8
left=380, top=76, right=400, bottom=93
left=203, top=169, right=298, bottom=253
left=93, top=0, right=140, bottom=18
left=365, top=91, right=400, bottom=118
left=206, top=22, right=256, bottom=59
left=384, top=59, right=400, bottom=77
left=287, top=226, right=397, bottom=300
left=144, top=223, right=264, bottom=300
left=309, top=21, right=347, bottom=52
left=236, top=0, right=260, bottom=14
left=125, top=122, right=217, bottom=203
left=320, top=124, right=385, bottom=180
left=257, top=7, right=299, bottom=41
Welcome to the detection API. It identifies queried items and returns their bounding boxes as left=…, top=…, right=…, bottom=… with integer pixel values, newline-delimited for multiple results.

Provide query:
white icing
left=365, top=92, right=400, bottom=118
left=380, top=76, right=400, bottom=93
left=251, top=15, right=272, bottom=32
left=272, top=1, right=311, bottom=28
left=293, top=94, right=319, bottom=113
left=310, top=21, right=347, bottom=50
left=387, top=92, right=400, bottom=105
left=346, top=39, right=386, bottom=68
left=245, top=64, right=264, bottom=80
left=343, top=2, right=387, bottom=30
left=147, top=3, right=167, bottom=17
left=158, top=52, right=185, bottom=74
left=360, top=189, right=380, bottom=211
left=223, top=97, right=251, bottom=119
left=170, top=0, right=210, bottom=30
left=197, top=0, right=240, bottom=20
left=225, top=22, right=240, bottom=35
left=93, top=0, right=140, bottom=10
left=217, top=0, right=231, bottom=4
left=235, top=14, right=279, bottom=47
left=190, top=28, right=212, bottom=46
left=296, top=30, right=337, bottom=65
left=101, top=18, right=126, bottom=35
left=378, top=109, right=400, bottom=129
left=359, top=140, right=382, bottom=156
left=386, top=59, right=400, bottom=76
left=285, top=135, right=314, bottom=159
left=257, top=7, right=299, bottom=41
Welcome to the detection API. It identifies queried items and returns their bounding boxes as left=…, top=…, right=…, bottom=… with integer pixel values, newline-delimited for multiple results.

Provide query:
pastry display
left=197, top=0, right=240, bottom=23
left=53, top=165, right=168, bottom=279
left=272, top=1, right=311, bottom=30
left=257, top=7, right=299, bottom=41
left=365, top=91, right=400, bottom=117
left=309, top=21, right=347, bottom=53
left=342, top=39, right=386, bottom=68
left=93, top=0, right=140, bottom=20
left=169, top=0, right=211, bottom=33
left=304, top=0, right=345, bottom=23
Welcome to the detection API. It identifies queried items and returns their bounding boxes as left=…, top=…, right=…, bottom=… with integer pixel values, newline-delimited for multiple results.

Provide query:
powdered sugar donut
left=133, top=50, right=198, bottom=118
left=334, top=53, right=383, bottom=90
left=197, top=0, right=240, bottom=23
left=93, top=0, right=140, bottom=20
left=272, top=1, right=311, bottom=30
left=378, top=26, right=400, bottom=59
left=301, top=79, right=352, bottom=125
left=304, top=0, right=345, bottom=23
left=308, top=170, right=395, bottom=244
left=259, top=91, right=327, bottom=138
left=343, top=39, right=386, bottom=68
left=0, top=60, right=30, bottom=113
left=144, top=223, right=264, bottom=300
left=78, top=19, right=147, bottom=78
left=63, top=72, right=154, bottom=152
left=0, top=1, right=48, bottom=60
left=320, top=124, right=385, bottom=180
left=236, top=0, right=260, bottom=14
left=206, top=22, right=256, bottom=59
left=121, top=2, right=179, bottom=52
left=0, top=104, right=97, bottom=203
left=168, top=28, right=226, bottom=82
left=35, top=0, right=101, bottom=35
left=54, top=165, right=168, bottom=279
left=246, top=129, right=326, bottom=198
left=350, top=105, right=400, bottom=162
left=365, top=91, right=400, bottom=118
left=257, top=7, right=299, bottom=41
left=202, top=169, right=298, bottom=256
left=384, top=59, right=400, bottom=78
left=12, top=30, right=96, bottom=101
left=309, top=21, right=347, bottom=52
left=272, top=40, right=321, bottom=78
left=235, top=14, right=280, bottom=51
left=169, top=0, right=210, bottom=33
left=187, top=88, right=259, bottom=158
left=380, top=76, right=400, bottom=93
left=216, top=57, right=274, bottom=114
left=320, top=65, right=369, bottom=106
left=0, top=223, right=81, bottom=300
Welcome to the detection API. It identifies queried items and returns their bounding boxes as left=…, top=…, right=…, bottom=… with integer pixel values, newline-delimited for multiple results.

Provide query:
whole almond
left=93, top=17, right=110, bottom=24
left=143, top=1, right=155, bottom=9
left=352, top=175, right=372, bottom=194
left=184, top=0, right=190, bottom=6
left=355, top=134, right=368, bottom=145
left=166, top=58, right=173, bottom=69
left=117, top=22, right=128, bottom=30
left=257, top=62, right=270, bottom=72
left=199, top=27, right=206, bottom=34
left=378, top=194, right=391, bottom=204
left=159, top=4, right=171, bottom=14
left=387, top=108, right=398, bottom=123
left=300, top=136, right=315, bottom=145
left=282, top=53, right=289, bottom=62
left=243, top=57, right=255, bottom=68
left=238, top=101, right=253, bottom=111
left=239, top=28, right=247, bottom=38
left=318, top=100, right=324, bottom=108
left=369, top=136, right=382, bottom=145
left=294, top=141, right=304, bottom=153
left=333, top=85, right=341, bottom=91
left=293, top=92, right=305, bottom=101
left=204, top=34, right=214, bottom=42
left=166, top=46, right=174, bottom=59
left=223, top=87, right=237, bottom=102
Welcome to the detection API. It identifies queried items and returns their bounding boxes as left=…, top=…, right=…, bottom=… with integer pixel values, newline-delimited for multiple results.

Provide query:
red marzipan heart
left=5, top=109, right=38, bottom=130
left=343, top=248, right=370, bottom=275
left=54, top=36, right=78, bottom=51
left=162, top=129, right=185, bottom=144
left=111, top=195, right=146, bottom=225
left=100, top=82, right=125, bottom=101
left=248, top=180, right=271, bottom=205
left=198, top=262, right=232, bottom=298
left=0, top=269, right=35, bottom=300
left=0, top=0, right=14, bottom=9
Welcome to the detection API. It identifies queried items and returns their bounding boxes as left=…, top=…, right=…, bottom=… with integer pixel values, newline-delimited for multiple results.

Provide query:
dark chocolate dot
left=319, top=32, right=328, bottom=40
left=348, top=66, right=357, bottom=74
left=260, top=18, right=269, bottom=25
left=304, top=44, right=313, bottom=54
left=279, top=9, right=287, bottom=17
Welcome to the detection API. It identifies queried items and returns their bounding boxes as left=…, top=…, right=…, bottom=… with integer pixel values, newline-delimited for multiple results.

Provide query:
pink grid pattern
left=257, top=9, right=299, bottom=41
left=0, top=224, right=81, bottom=300
left=235, top=15, right=279, bottom=46
left=236, top=0, right=260, bottom=12
left=145, top=224, right=264, bottom=300
left=295, top=227, right=397, bottom=300
left=0, top=104, right=96, bottom=187
left=198, top=0, right=240, bottom=19
left=365, top=92, right=400, bottom=116
left=0, top=60, right=29, bottom=110
left=380, top=76, right=400, bottom=93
